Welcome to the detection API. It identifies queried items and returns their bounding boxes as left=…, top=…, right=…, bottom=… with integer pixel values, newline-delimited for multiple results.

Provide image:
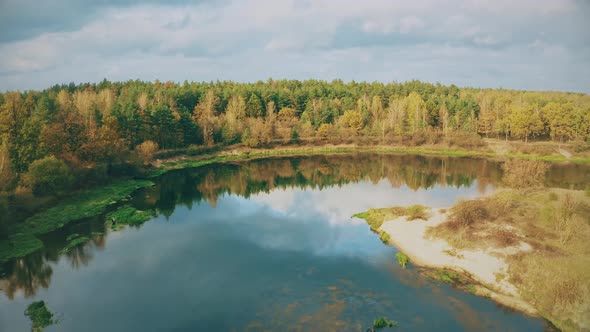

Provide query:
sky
left=0, top=0, right=589, bottom=92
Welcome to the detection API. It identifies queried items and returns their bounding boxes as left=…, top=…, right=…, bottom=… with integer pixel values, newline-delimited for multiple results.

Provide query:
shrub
left=446, top=200, right=488, bottom=230
left=446, top=131, right=486, bottom=150
left=569, top=139, right=590, bottom=153
left=24, top=301, right=55, bottom=330
left=396, top=252, right=410, bottom=268
left=373, top=317, right=397, bottom=328
left=410, top=130, right=428, bottom=146
left=517, top=143, right=556, bottom=156
left=135, top=140, right=159, bottom=165
left=406, top=205, right=429, bottom=221
left=502, top=159, right=549, bottom=189
left=379, top=230, right=391, bottom=244
left=437, top=270, right=460, bottom=284
left=23, top=155, right=73, bottom=196
left=241, top=128, right=260, bottom=148
left=317, top=123, right=333, bottom=139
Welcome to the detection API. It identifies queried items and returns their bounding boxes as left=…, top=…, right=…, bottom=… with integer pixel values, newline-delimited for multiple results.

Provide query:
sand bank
left=378, top=209, right=537, bottom=315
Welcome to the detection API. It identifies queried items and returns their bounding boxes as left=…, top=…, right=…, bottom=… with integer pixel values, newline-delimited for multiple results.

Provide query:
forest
left=1, top=79, right=589, bottom=195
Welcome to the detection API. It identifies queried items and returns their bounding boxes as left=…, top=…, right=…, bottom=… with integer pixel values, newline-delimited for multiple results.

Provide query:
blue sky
left=0, top=0, right=589, bottom=92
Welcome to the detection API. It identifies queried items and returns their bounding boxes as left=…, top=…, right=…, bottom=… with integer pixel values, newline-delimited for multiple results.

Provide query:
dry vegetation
left=501, top=159, right=550, bottom=189
left=427, top=188, right=590, bottom=331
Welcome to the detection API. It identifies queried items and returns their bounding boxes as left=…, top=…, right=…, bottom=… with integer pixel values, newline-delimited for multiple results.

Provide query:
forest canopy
left=1, top=79, right=589, bottom=194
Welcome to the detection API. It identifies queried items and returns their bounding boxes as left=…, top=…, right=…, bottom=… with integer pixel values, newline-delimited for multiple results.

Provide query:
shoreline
left=4, top=145, right=588, bottom=265
left=151, top=143, right=590, bottom=177
left=377, top=209, right=539, bottom=316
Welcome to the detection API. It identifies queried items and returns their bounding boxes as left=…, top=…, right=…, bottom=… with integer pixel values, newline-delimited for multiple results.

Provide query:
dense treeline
left=1, top=79, right=589, bottom=194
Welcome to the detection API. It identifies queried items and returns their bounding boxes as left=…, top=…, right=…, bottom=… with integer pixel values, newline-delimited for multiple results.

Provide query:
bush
left=24, top=301, right=55, bottom=330
left=502, top=159, right=549, bottom=188
left=396, top=252, right=410, bottom=268
left=517, top=143, right=556, bottom=156
left=242, top=128, right=261, bottom=148
left=569, top=140, right=590, bottom=153
left=446, top=131, right=486, bottom=150
left=23, top=156, right=73, bottom=196
left=437, top=270, right=460, bottom=284
left=317, top=123, right=333, bottom=139
left=135, top=140, right=159, bottom=165
left=373, top=317, right=397, bottom=328
left=446, top=200, right=488, bottom=230
left=410, top=130, right=428, bottom=146
left=379, top=230, right=391, bottom=243
left=406, top=205, right=429, bottom=221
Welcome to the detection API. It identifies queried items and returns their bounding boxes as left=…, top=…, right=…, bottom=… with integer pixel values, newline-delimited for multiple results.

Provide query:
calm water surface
left=2, top=154, right=581, bottom=331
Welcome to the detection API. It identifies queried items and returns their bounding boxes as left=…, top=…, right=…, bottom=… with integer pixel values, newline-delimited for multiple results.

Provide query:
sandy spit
left=379, top=209, right=537, bottom=316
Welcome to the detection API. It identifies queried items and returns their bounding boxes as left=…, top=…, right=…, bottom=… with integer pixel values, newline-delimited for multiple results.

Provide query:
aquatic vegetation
left=106, top=205, right=155, bottom=226
left=24, top=301, right=55, bottom=331
left=436, top=270, right=461, bottom=284
left=0, top=179, right=153, bottom=263
left=24, top=179, right=154, bottom=235
left=373, top=316, right=397, bottom=328
left=353, top=206, right=426, bottom=231
left=0, top=233, right=43, bottom=263
left=396, top=252, right=410, bottom=268
left=378, top=230, right=391, bottom=244
left=59, top=234, right=90, bottom=254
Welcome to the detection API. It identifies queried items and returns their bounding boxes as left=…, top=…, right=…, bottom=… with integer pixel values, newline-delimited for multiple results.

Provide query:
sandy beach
left=378, top=209, right=538, bottom=316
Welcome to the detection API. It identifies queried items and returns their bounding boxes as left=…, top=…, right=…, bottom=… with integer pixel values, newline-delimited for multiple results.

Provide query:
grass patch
left=373, top=316, right=397, bottom=328
left=0, top=233, right=43, bottom=263
left=406, top=205, right=429, bottom=221
left=24, top=179, right=153, bottom=235
left=24, top=301, right=55, bottom=331
left=59, top=233, right=90, bottom=254
left=353, top=205, right=429, bottom=231
left=378, top=230, right=391, bottom=244
left=396, top=252, right=410, bottom=268
left=436, top=270, right=461, bottom=284
left=106, top=205, right=155, bottom=226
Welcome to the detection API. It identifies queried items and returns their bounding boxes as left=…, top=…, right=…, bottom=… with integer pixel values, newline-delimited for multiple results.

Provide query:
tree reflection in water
left=1, top=153, right=588, bottom=299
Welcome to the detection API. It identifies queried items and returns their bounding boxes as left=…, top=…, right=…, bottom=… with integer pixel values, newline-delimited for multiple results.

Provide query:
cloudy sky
left=0, top=0, right=589, bottom=92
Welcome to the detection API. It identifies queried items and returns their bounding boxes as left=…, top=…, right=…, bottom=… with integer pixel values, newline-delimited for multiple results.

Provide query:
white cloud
left=250, top=179, right=489, bottom=226
left=0, top=0, right=588, bottom=92
left=399, top=16, right=425, bottom=34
